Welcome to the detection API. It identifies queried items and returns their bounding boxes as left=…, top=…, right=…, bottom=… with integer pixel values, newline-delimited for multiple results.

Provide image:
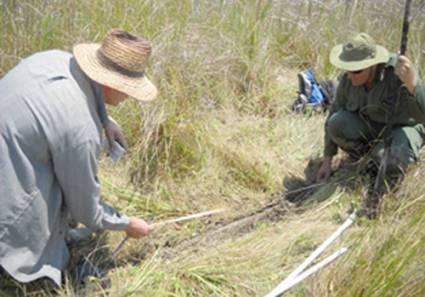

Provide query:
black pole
left=400, top=0, right=412, bottom=56
left=366, top=0, right=412, bottom=219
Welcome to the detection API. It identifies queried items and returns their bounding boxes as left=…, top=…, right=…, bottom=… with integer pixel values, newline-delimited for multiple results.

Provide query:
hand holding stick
left=112, top=208, right=226, bottom=257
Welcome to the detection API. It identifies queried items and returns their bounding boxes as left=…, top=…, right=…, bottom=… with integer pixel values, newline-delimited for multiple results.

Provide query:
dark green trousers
left=327, top=110, right=425, bottom=174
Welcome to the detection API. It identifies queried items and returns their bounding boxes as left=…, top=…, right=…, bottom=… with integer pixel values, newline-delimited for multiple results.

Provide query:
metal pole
left=367, top=0, right=412, bottom=219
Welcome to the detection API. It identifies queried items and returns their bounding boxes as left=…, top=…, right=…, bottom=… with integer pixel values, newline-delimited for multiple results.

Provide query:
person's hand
left=395, top=55, right=417, bottom=95
left=104, top=117, right=128, bottom=152
left=125, top=217, right=152, bottom=238
left=316, top=156, right=333, bottom=182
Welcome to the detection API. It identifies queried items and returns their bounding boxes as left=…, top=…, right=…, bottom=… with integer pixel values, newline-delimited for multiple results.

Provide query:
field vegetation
left=1, top=0, right=425, bottom=296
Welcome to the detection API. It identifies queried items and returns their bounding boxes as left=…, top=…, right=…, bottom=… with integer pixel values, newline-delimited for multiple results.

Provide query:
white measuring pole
left=151, top=208, right=226, bottom=227
left=286, top=213, right=354, bottom=282
left=264, top=213, right=355, bottom=297
left=265, top=247, right=348, bottom=297
left=112, top=208, right=226, bottom=257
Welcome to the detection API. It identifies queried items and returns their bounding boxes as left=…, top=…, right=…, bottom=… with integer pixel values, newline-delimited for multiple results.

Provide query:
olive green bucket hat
left=329, top=33, right=390, bottom=71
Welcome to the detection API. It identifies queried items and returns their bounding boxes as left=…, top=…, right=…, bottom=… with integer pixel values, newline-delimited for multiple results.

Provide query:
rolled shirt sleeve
left=323, top=78, right=347, bottom=157
left=324, top=122, right=339, bottom=157
left=406, top=80, right=425, bottom=123
left=94, top=83, right=109, bottom=126
left=52, top=138, right=129, bottom=231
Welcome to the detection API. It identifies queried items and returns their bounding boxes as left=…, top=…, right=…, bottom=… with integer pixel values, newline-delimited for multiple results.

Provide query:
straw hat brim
left=329, top=44, right=390, bottom=71
left=73, top=43, right=158, bottom=102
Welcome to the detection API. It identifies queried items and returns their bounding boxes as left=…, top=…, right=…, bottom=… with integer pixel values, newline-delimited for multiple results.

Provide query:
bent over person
left=316, top=33, right=425, bottom=185
left=0, top=29, right=157, bottom=286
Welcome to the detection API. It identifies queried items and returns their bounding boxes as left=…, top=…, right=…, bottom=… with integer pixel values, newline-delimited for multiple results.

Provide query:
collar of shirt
left=88, top=79, right=108, bottom=126
left=377, top=53, right=397, bottom=82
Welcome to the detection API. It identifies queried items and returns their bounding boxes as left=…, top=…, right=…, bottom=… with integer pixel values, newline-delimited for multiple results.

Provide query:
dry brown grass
left=1, top=0, right=425, bottom=296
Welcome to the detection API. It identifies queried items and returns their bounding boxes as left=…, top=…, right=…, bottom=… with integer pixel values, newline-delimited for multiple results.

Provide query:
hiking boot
left=66, top=227, right=93, bottom=245
left=357, top=179, right=382, bottom=220
left=356, top=199, right=379, bottom=219
left=71, top=260, right=110, bottom=295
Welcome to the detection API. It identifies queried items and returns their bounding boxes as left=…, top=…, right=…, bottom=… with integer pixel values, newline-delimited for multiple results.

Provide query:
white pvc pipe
left=265, top=247, right=348, bottom=297
left=286, top=213, right=354, bottom=281
left=151, top=208, right=226, bottom=227
left=264, top=213, right=355, bottom=297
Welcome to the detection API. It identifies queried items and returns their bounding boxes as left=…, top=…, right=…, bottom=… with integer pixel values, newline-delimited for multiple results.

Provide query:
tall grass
left=1, top=1, right=424, bottom=186
left=1, top=0, right=425, bottom=296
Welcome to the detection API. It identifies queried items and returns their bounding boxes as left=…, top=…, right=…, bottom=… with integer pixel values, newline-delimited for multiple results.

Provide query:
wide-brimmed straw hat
left=329, top=33, right=390, bottom=71
left=73, top=29, right=158, bottom=102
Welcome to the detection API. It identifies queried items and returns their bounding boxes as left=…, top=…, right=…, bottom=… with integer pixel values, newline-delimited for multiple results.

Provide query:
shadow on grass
left=283, top=155, right=370, bottom=206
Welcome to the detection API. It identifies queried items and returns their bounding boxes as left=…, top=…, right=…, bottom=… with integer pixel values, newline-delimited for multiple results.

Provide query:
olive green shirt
left=324, top=54, right=425, bottom=156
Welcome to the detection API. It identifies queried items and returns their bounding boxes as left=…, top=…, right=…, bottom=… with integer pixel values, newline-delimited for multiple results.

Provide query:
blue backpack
left=292, top=69, right=336, bottom=113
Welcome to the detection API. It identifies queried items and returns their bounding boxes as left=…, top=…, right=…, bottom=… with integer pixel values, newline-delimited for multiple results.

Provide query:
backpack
left=291, top=68, right=336, bottom=113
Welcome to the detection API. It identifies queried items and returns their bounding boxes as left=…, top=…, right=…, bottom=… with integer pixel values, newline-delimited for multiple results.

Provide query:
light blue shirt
left=0, top=50, right=129, bottom=286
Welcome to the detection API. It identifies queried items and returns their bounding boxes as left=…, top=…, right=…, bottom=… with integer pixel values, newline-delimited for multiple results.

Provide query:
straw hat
left=329, top=33, right=390, bottom=71
left=73, top=29, right=158, bottom=102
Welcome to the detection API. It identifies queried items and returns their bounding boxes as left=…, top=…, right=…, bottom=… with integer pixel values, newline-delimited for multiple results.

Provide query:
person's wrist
left=126, top=217, right=135, bottom=230
left=323, top=155, right=333, bottom=163
left=406, top=79, right=417, bottom=95
left=103, top=118, right=112, bottom=128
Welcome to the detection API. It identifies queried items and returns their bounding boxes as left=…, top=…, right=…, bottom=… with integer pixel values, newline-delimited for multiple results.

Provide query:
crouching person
left=0, top=29, right=157, bottom=286
left=316, top=33, right=425, bottom=188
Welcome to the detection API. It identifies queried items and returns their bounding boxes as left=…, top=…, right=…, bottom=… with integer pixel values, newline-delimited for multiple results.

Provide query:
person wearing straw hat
left=316, top=33, right=425, bottom=183
left=0, top=29, right=157, bottom=286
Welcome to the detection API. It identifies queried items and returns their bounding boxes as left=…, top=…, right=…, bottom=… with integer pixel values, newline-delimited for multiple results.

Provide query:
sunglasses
left=348, top=69, right=364, bottom=75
